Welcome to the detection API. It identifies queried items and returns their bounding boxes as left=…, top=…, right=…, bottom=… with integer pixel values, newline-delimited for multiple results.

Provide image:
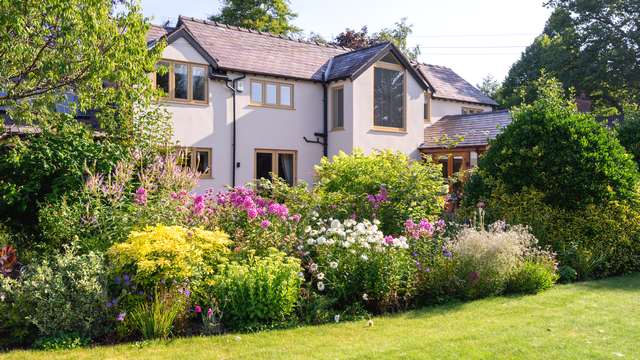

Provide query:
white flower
left=309, top=263, right=318, bottom=272
left=298, top=272, right=305, bottom=279
left=317, top=236, right=326, bottom=245
left=307, top=238, right=316, bottom=245
left=329, top=261, right=338, bottom=269
left=317, top=281, right=325, bottom=291
left=334, top=314, right=340, bottom=323
left=362, top=293, right=369, bottom=301
left=373, top=219, right=381, bottom=225
left=311, top=211, right=319, bottom=218
left=330, top=219, right=341, bottom=229
left=304, top=226, right=312, bottom=234
left=360, top=254, right=369, bottom=261
left=0, top=293, right=5, bottom=302
left=317, top=272, right=325, bottom=280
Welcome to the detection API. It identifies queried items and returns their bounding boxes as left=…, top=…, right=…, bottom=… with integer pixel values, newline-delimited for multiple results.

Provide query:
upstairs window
left=250, top=79, right=294, bottom=109
left=373, top=65, right=405, bottom=130
left=332, top=86, right=344, bottom=129
left=462, top=107, right=484, bottom=115
left=153, top=60, right=208, bottom=103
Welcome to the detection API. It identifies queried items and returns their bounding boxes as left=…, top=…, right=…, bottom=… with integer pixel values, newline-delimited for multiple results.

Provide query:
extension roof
left=421, top=110, right=512, bottom=149
left=415, top=63, right=498, bottom=106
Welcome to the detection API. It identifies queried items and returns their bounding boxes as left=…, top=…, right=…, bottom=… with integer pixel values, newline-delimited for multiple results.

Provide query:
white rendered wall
left=430, top=98, right=493, bottom=122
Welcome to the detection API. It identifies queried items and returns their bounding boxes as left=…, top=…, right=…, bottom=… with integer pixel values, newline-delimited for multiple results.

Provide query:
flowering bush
left=301, top=216, right=415, bottom=313
left=108, top=225, right=231, bottom=290
left=203, top=249, right=302, bottom=331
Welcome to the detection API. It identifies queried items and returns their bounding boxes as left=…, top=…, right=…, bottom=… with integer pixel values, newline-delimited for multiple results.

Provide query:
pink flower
left=260, top=220, right=271, bottom=229
left=195, top=305, right=202, bottom=314
left=384, top=235, right=395, bottom=245
left=247, top=208, right=258, bottom=219
left=290, top=214, right=301, bottom=223
left=207, top=308, right=213, bottom=318
left=134, top=187, right=147, bottom=205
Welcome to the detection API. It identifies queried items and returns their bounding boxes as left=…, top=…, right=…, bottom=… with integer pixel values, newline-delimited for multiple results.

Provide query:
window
left=250, top=79, right=294, bottom=108
left=332, top=87, right=344, bottom=129
left=176, top=147, right=212, bottom=178
left=373, top=66, right=405, bottom=130
left=433, top=153, right=469, bottom=179
left=153, top=60, right=208, bottom=103
left=424, top=92, right=431, bottom=122
left=461, top=107, right=484, bottom=115
left=255, top=150, right=297, bottom=185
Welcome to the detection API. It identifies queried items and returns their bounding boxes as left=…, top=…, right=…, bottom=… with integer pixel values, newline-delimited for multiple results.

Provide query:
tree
left=331, top=18, right=420, bottom=61
left=466, top=76, right=639, bottom=210
left=0, top=0, right=164, bottom=136
left=477, top=75, right=502, bottom=102
left=209, top=0, right=301, bottom=35
left=616, top=105, right=640, bottom=167
left=501, top=1, right=640, bottom=114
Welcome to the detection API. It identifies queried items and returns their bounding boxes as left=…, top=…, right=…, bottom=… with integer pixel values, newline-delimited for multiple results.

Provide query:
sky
left=141, top=0, right=553, bottom=86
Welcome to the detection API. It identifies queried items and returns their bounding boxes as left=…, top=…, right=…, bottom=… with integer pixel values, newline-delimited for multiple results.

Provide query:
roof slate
left=416, top=63, right=498, bottom=106
left=146, top=24, right=170, bottom=44
left=325, top=42, right=390, bottom=81
left=178, top=17, right=349, bottom=81
left=421, top=110, right=511, bottom=149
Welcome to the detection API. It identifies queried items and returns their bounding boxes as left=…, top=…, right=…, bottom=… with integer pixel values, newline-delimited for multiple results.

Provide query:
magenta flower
left=207, top=308, right=213, bottom=318
left=134, top=187, right=147, bottom=205
left=260, top=219, right=271, bottom=229
left=195, top=305, right=202, bottom=314
left=247, top=208, right=258, bottom=219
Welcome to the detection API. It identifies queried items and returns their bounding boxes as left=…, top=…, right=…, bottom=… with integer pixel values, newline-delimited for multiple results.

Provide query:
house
left=143, top=16, right=511, bottom=189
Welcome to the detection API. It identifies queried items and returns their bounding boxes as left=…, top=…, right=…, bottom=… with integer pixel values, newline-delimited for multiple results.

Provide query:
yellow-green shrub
left=108, top=225, right=232, bottom=288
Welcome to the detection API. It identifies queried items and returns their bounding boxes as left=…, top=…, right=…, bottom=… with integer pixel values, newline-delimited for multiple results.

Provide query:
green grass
left=3, top=274, right=640, bottom=359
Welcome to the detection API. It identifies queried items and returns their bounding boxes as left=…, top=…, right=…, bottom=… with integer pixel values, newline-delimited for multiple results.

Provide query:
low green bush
left=205, top=250, right=302, bottom=331
left=32, top=333, right=90, bottom=350
left=507, top=259, right=558, bottom=294
left=128, top=287, right=187, bottom=340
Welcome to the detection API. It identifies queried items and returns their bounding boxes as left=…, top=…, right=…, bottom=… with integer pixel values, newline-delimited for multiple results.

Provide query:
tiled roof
left=325, top=42, right=390, bottom=81
left=421, top=110, right=511, bottom=149
left=416, top=63, right=498, bottom=106
left=177, top=16, right=349, bottom=81
left=146, top=24, right=170, bottom=44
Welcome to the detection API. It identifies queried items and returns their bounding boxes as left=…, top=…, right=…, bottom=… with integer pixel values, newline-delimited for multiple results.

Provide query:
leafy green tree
left=209, top=0, right=301, bottom=35
left=501, top=1, right=639, bottom=114
left=331, top=18, right=420, bottom=60
left=477, top=75, right=502, bottom=104
left=0, top=0, right=165, bottom=136
left=466, top=76, right=639, bottom=210
left=616, top=105, right=640, bottom=167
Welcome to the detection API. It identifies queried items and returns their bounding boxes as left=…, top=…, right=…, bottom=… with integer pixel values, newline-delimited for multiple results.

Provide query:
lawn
left=3, top=274, right=639, bottom=360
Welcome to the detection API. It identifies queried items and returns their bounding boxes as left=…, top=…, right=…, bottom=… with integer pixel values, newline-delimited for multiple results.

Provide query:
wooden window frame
left=176, top=146, right=213, bottom=179
left=249, top=79, right=295, bottom=109
left=254, top=149, right=297, bottom=184
left=153, top=60, right=209, bottom=105
left=371, top=62, right=407, bottom=133
left=424, top=91, right=432, bottom=122
left=461, top=106, right=484, bottom=115
left=331, top=85, right=344, bottom=131
left=432, top=151, right=470, bottom=178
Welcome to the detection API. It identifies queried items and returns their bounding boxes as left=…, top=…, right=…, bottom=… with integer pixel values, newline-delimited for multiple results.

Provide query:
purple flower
left=123, top=274, right=130, bottom=286
left=114, top=276, right=121, bottom=285
left=443, top=248, right=452, bottom=258
left=134, top=187, right=147, bottom=206
left=184, top=289, right=191, bottom=297
left=260, top=220, right=271, bottom=229
left=247, top=208, right=258, bottom=219
left=116, top=312, right=126, bottom=322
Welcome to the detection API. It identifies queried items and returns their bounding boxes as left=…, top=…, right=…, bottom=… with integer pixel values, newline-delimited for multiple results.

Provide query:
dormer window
left=154, top=60, right=208, bottom=104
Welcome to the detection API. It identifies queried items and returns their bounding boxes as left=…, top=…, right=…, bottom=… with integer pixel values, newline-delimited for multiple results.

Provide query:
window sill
left=370, top=126, right=407, bottom=134
left=248, top=104, right=295, bottom=111
left=331, top=127, right=345, bottom=132
left=158, top=98, right=209, bottom=106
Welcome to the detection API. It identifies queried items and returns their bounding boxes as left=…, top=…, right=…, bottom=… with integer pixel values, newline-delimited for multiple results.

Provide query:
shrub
left=465, top=77, right=639, bottom=210
left=128, top=287, right=186, bottom=340
left=108, top=225, right=231, bottom=291
left=616, top=106, right=640, bottom=167
left=302, top=217, right=416, bottom=313
left=314, top=150, right=446, bottom=234
left=485, top=188, right=640, bottom=279
left=205, top=250, right=302, bottom=331
left=507, top=259, right=558, bottom=294
left=448, top=225, right=540, bottom=299
left=12, top=246, right=109, bottom=339
left=32, top=333, right=90, bottom=350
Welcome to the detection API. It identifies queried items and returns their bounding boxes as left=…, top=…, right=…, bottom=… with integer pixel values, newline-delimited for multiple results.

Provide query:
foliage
left=331, top=18, right=420, bottom=60
left=301, top=217, right=416, bottom=313
left=466, top=77, right=639, bottom=210
left=315, top=150, right=445, bottom=234
left=209, top=0, right=301, bottom=35
left=0, top=0, right=165, bottom=135
left=38, top=154, right=200, bottom=252
left=0, top=120, right=128, bottom=228
left=205, top=250, right=302, bottom=331
left=448, top=225, right=554, bottom=299
left=10, top=246, right=109, bottom=339
left=481, top=188, right=640, bottom=279
left=128, top=287, right=187, bottom=340
left=32, top=333, right=90, bottom=350
left=616, top=106, right=640, bottom=167
left=476, top=75, right=502, bottom=104
left=500, top=1, right=639, bottom=112
left=108, top=225, right=231, bottom=291
left=507, top=259, right=558, bottom=294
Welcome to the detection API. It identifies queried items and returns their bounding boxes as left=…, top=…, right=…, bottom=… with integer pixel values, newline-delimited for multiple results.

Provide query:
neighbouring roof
left=177, top=16, right=349, bottom=81
left=416, top=63, right=498, bottom=106
left=421, top=110, right=512, bottom=149
left=147, top=24, right=170, bottom=44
